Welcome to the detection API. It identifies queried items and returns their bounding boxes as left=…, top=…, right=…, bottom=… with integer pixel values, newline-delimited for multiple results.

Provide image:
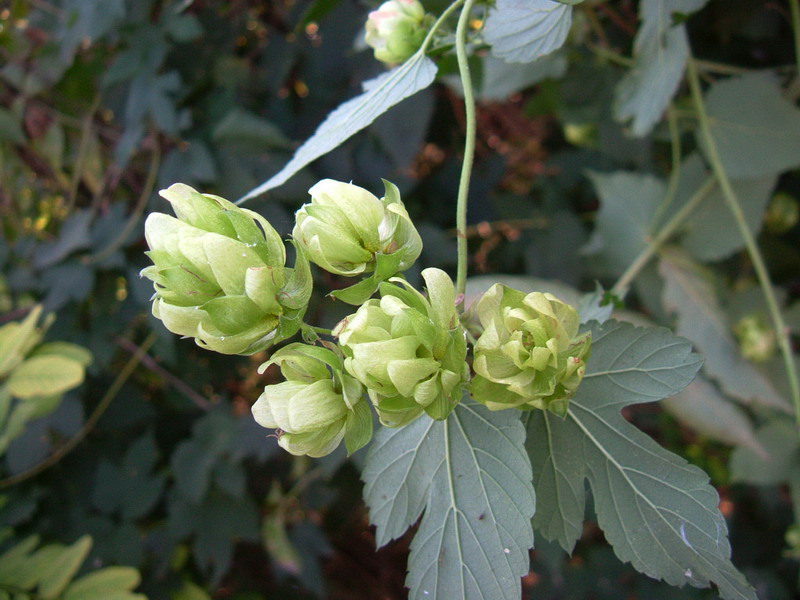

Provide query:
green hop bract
left=293, top=179, right=422, bottom=278
left=141, top=184, right=311, bottom=355
left=734, top=313, right=776, bottom=363
left=365, top=0, right=431, bottom=64
left=334, top=268, right=469, bottom=427
left=471, top=285, right=591, bottom=416
left=252, top=343, right=372, bottom=458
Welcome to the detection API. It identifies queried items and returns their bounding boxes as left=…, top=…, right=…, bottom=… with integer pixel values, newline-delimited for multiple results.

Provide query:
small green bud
left=252, top=343, right=372, bottom=457
left=734, top=314, right=776, bottom=363
left=365, top=0, right=431, bottom=64
left=293, top=179, right=422, bottom=278
left=334, top=268, right=469, bottom=427
left=141, top=184, right=312, bottom=355
left=764, top=192, right=799, bottom=234
left=471, top=285, right=591, bottom=416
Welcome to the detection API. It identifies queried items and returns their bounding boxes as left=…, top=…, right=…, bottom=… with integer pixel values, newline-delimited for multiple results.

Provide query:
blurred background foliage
left=0, top=0, right=799, bottom=598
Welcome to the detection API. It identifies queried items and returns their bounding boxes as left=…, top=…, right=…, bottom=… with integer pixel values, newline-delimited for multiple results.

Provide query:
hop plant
left=365, top=0, right=431, bottom=64
left=334, top=268, right=469, bottom=427
left=293, top=179, right=421, bottom=276
left=252, top=343, right=372, bottom=457
left=734, top=313, right=776, bottom=363
left=141, top=184, right=311, bottom=355
left=471, top=285, right=591, bottom=416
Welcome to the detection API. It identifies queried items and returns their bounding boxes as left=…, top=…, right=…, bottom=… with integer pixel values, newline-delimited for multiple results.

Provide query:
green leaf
left=31, top=342, right=93, bottom=367
left=239, top=53, right=437, bottom=200
left=585, top=171, right=664, bottom=275
left=363, top=398, right=535, bottom=600
left=172, top=581, right=213, bottom=600
left=614, top=0, right=708, bottom=136
left=7, top=355, right=85, bottom=400
left=0, top=535, right=40, bottom=584
left=528, top=320, right=756, bottom=600
left=662, top=377, right=764, bottom=453
left=63, top=567, right=141, bottom=600
left=484, top=0, right=572, bottom=64
left=659, top=249, right=790, bottom=412
left=700, top=71, right=800, bottom=178
left=38, top=535, right=93, bottom=599
left=298, top=0, right=344, bottom=28
left=0, top=306, right=45, bottom=378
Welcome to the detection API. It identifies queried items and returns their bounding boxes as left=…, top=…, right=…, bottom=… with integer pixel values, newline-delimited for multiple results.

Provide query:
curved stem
left=454, top=0, right=479, bottom=301
left=0, top=331, right=158, bottom=488
left=420, top=0, right=466, bottom=53
left=686, top=56, right=800, bottom=425
left=612, top=176, right=716, bottom=297
left=309, top=325, right=333, bottom=336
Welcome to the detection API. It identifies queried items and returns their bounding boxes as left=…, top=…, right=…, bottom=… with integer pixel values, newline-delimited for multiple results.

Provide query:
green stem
left=611, top=176, right=716, bottom=297
left=791, top=0, right=800, bottom=75
left=454, top=0, right=479, bottom=301
left=0, top=331, right=158, bottom=489
left=420, top=0, right=466, bottom=53
left=686, top=56, right=800, bottom=426
left=309, top=325, right=333, bottom=336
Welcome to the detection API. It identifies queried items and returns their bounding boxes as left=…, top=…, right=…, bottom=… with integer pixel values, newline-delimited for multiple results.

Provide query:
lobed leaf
left=528, top=320, right=756, bottom=600
left=363, top=398, right=535, bottom=600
